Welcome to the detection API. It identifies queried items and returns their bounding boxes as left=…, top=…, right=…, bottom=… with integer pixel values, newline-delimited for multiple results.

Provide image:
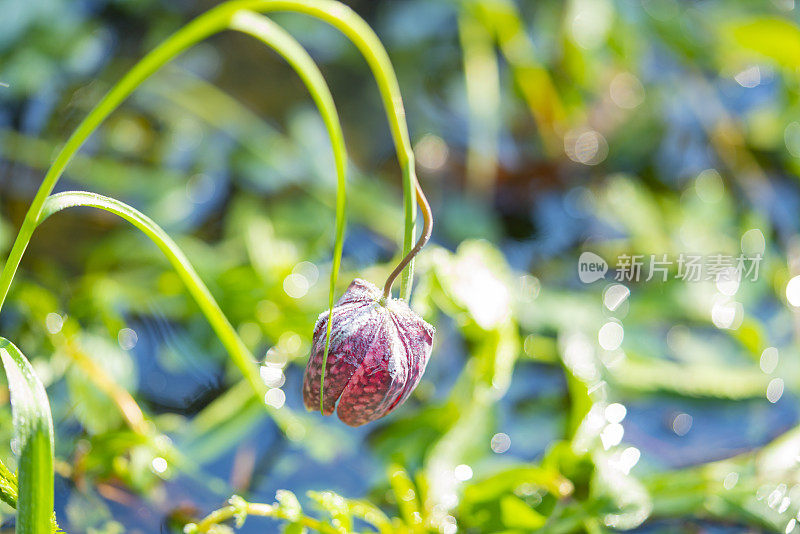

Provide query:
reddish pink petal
left=387, top=307, right=434, bottom=411
left=302, top=278, right=435, bottom=426
left=336, top=315, right=409, bottom=426
left=302, top=302, right=380, bottom=414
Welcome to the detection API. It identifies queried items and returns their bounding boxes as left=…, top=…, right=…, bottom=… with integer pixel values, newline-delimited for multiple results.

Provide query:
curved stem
left=0, top=0, right=418, bottom=314
left=186, top=496, right=338, bottom=534
left=227, top=11, right=347, bottom=414
left=38, top=191, right=268, bottom=408
left=382, top=179, right=432, bottom=300
left=0, top=5, right=231, bottom=314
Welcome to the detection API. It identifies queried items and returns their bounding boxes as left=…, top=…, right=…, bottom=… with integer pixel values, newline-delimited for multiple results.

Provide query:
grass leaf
left=0, top=337, right=54, bottom=533
left=228, top=9, right=348, bottom=415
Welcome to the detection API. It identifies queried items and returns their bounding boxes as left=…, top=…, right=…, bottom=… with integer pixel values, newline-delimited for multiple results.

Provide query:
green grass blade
left=0, top=459, right=18, bottom=508
left=228, top=9, right=348, bottom=414
left=0, top=337, right=54, bottom=533
left=38, top=191, right=268, bottom=403
left=0, top=3, right=233, bottom=313
left=0, top=0, right=419, bottom=313
left=458, top=5, right=500, bottom=195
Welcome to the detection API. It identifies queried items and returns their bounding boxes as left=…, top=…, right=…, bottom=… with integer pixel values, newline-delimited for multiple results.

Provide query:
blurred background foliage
left=2, top=0, right=800, bottom=532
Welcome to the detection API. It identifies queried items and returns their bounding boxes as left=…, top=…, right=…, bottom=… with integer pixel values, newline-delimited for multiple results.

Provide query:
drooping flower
left=302, top=278, right=434, bottom=426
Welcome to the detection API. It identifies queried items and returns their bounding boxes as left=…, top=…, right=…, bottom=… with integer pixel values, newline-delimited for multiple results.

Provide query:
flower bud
left=302, top=278, right=434, bottom=426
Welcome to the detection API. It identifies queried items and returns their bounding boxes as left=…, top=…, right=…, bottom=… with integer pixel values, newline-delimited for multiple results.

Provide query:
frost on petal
left=335, top=278, right=381, bottom=306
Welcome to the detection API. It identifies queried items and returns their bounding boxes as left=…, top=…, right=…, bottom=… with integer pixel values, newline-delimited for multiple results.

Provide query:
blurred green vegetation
left=2, top=0, right=800, bottom=532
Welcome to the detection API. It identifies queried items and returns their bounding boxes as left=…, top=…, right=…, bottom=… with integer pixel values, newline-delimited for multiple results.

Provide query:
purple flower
left=302, top=278, right=434, bottom=426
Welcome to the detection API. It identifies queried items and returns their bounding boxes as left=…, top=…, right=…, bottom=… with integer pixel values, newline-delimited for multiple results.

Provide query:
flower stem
left=0, top=4, right=232, bottom=314
left=39, top=191, right=270, bottom=405
left=226, top=10, right=349, bottom=415
left=382, top=179, right=433, bottom=300
left=187, top=497, right=338, bottom=533
left=0, top=0, right=418, bottom=312
left=0, top=0, right=420, bottom=421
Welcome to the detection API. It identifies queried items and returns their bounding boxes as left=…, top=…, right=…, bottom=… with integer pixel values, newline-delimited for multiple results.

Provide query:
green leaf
left=307, top=491, right=352, bottom=532
left=348, top=500, right=393, bottom=534
left=282, top=523, right=306, bottom=534
left=727, top=17, right=800, bottom=68
left=0, top=458, right=18, bottom=508
left=0, top=337, right=54, bottom=533
left=463, top=465, right=572, bottom=505
left=227, top=11, right=348, bottom=414
left=500, top=495, right=546, bottom=530
left=276, top=490, right=303, bottom=522
left=388, top=463, right=423, bottom=529
left=591, top=450, right=651, bottom=530
left=65, top=334, right=136, bottom=434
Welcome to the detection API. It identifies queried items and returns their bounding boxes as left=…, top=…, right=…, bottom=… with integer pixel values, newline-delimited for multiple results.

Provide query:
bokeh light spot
left=672, top=413, right=692, bottom=436
left=609, top=72, right=645, bottom=109
left=786, top=276, right=800, bottom=307
left=766, top=378, right=784, bottom=404
left=117, top=328, right=138, bottom=350
left=695, top=169, right=724, bottom=203
left=454, top=464, right=473, bottom=482
left=490, top=432, right=511, bottom=453
left=284, top=273, right=309, bottom=298
left=598, top=321, right=624, bottom=351
left=760, top=347, right=779, bottom=374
